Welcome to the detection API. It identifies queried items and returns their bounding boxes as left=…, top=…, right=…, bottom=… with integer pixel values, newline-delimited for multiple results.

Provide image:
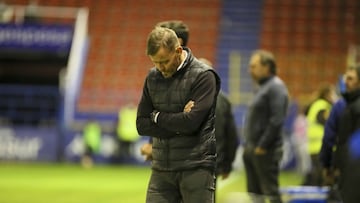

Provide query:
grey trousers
left=146, top=168, right=215, bottom=203
left=243, top=146, right=283, bottom=203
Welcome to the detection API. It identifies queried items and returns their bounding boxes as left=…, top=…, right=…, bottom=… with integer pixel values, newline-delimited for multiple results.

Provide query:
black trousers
left=146, top=168, right=215, bottom=203
left=243, top=146, right=283, bottom=203
left=339, top=157, right=360, bottom=203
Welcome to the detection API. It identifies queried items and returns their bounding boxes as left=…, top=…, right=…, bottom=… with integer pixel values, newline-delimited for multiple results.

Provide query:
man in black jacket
left=139, top=20, right=190, bottom=161
left=215, top=91, right=238, bottom=179
left=141, top=21, right=239, bottom=181
left=199, top=57, right=239, bottom=180
left=137, top=27, right=220, bottom=203
left=320, top=67, right=360, bottom=200
left=243, top=50, right=289, bottom=203
left=332, top=66, right=360, bottom=203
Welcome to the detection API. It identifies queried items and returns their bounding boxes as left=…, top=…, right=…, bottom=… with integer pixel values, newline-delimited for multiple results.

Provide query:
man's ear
left=175, top=46, right=183, bottom=54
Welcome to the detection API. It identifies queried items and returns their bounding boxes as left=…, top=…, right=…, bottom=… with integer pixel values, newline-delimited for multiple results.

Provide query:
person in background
left=242, top=49, right=289, bottom=203
left=199, top=57, right=239, bottom=181
left=136, top=27, right=220, bottom=203
left=292, top=101, right=311, bottom=177
left=318, top=75, right=347, bottom=202
left=116, top=104, right=139, bottom=161
left=345, top=130, right=360, bottom=203
left=302, top=84, right=337, bottom=186
left=320, top=66, right=360, bottom=202
left=81, top=119, right=102, bottom=168
left=320, top=78, right=347, bottom=176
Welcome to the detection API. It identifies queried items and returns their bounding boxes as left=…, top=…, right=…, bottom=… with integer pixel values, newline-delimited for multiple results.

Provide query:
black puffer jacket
left=137, top=48, right=220, bottom=171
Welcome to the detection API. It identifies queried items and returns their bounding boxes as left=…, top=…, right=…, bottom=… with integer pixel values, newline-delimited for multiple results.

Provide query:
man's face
left=344, top=69, right=360, bottom=92
left=249, top=54, right=268, bottom=82
left=149, top=46, right=182, bottom=78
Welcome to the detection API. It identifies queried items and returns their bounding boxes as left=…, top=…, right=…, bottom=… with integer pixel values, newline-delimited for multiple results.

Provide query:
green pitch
left=0, top=162, right=301, bottom=203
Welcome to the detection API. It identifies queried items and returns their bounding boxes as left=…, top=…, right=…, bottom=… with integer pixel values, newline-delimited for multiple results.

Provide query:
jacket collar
left=259, top=75, right=274, bottom=85
left=180, top=47, right=192, bottom=69
left=173, top=47, right=193, bottom=75
left=342, top=89, right=360, bottom=103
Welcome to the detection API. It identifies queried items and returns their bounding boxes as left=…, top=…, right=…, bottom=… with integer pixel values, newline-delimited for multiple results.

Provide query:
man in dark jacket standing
left=199, top=57, right=239, bottom=180
left=140, top=21, right=239, bottom=182
left=242, top=50, right=289, bottom=203
left=136, top=27, right=220, bottom=203
left=319, top=67, right=360, bottom=202
left=331, top=66, right=360, bottom=203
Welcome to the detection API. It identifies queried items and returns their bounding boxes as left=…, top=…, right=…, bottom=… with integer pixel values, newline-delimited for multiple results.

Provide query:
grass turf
left=0, top=162, right=302, bottom=203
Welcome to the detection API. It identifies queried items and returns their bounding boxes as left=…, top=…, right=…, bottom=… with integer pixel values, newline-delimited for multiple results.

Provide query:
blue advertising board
left=0, top=127, right=59, bottom=161
left=0, top=23, right=73, bottom=54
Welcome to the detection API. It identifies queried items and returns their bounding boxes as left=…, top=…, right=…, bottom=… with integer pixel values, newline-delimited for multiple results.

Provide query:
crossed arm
left=136, top=71, right=217, bottom=138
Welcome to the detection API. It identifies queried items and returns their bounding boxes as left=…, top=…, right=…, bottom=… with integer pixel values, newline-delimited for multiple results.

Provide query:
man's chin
left=162, top=73, right=172, bottom=78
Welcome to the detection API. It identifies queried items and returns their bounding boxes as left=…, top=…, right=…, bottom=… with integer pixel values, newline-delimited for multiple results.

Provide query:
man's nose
left=157, top=64, right=165, bottom=71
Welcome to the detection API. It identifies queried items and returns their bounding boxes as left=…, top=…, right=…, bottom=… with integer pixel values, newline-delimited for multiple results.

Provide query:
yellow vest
left=306, top=99, right=332, bottom=154
left=83, top=121, right=102, bottom=153
left=117, top=106, right=139, bottom=142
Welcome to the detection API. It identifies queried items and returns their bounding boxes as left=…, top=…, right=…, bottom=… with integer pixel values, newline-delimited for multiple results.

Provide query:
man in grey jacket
left=242, top=50, right=289, bottom=203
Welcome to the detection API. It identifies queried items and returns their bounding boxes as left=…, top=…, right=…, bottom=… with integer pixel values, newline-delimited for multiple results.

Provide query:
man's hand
left=254, top=147, right=267, bottom=155
left=140, top=143, right=153, bottom=161
left=183, top=100, right=194, bottom=113
left=322, top=168, right=339, bottom=185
